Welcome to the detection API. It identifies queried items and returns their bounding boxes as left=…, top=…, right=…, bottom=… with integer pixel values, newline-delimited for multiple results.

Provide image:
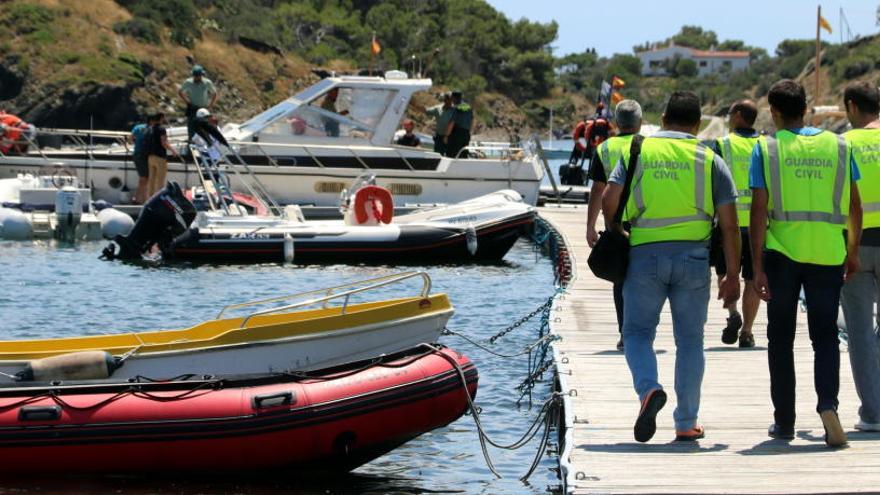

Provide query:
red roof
left=690, top=49, right=750, bottom=58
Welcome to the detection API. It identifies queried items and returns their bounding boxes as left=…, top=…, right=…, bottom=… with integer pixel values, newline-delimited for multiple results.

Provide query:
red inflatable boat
left=0, top=346, right=477, bottom=474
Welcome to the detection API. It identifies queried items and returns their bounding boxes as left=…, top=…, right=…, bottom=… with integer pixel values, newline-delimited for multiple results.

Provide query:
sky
left=486, top=1, right=879, bottom=57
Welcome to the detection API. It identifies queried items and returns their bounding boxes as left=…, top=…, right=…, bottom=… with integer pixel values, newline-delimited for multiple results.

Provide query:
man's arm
left=750, top=188, right=770, bottom=300
left=160, top=132, right=179, bottom=157
left=601, top=182, right=625, bottom=234
left=208, top=83, right=218, bottom=109
left=717, top=203, right=741, bottom=305
left=587, top=181, right=606, bottom=247
left=846, top=182, right=863, bottom=281
left=178, top=87, right=190, bottom=106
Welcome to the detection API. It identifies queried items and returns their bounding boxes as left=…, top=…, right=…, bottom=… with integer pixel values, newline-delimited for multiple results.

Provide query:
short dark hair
left=767, top=79, right=806, bottom=120
left=663, top=91, right=701, bottom=127
left=844, top=81, right=880, bottom=115
left=729, top=99, right=758, bottom=127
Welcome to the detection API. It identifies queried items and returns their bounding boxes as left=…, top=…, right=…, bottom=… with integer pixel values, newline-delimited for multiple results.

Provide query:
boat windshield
left=262, top=87, right=398, bottom=140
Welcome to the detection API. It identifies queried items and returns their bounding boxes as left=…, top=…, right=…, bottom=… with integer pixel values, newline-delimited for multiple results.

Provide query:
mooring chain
left=488, top=294, right=557, bottom=344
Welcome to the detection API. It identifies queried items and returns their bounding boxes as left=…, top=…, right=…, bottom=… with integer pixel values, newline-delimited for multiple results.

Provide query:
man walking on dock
left=587, top=99, right=643, bottom=351
left=603, top=91, right=741, bottom=443
left=713, top=100, right=764, bottom=348
left=840, top=81, right=880, bottom=433
left=750, top=79, right=862, bottom=447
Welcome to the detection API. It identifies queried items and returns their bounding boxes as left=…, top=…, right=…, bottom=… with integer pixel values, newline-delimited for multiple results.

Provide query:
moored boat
left=0, top=272, right=452, bottom=383
left=0, top=345, right=477, bottom=474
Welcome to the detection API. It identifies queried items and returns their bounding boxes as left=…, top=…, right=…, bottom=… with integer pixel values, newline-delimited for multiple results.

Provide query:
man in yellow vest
left=750, top=79, right=862, bottom=447
left=587, top=99, right=643, bottom=351
left=712, top=100, right=763, bottom=348
left=603, top=91, right=741, bottom=443
left=840, top=81, right=880, bottom=433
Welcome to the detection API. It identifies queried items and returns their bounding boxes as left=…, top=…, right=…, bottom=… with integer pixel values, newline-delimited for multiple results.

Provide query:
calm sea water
left=0, top=238, right=559, bottom=494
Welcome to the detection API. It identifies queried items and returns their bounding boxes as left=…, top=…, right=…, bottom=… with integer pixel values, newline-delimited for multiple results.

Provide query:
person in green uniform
left=839, top=81, right=880, bottom=433
left=444, top=91, right=473, bottom=158
left=750, top=79, right=862, bottom=447
left=427, top=92, right=453, bottom=155
left=712, top=100, right=763, bottom=348
left=586, top=98, right=643, bottom=351
left=178, top=65, right=218, bottom=142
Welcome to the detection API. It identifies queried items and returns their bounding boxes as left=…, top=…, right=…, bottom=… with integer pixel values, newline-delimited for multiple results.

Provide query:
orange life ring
left=0, top=113, right=26, bottom=154
left=353, top=185, right=394, bottom=225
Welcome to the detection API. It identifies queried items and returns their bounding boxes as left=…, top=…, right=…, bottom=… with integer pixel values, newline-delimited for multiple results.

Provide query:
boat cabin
left=226, top=71, right=431, bottom=148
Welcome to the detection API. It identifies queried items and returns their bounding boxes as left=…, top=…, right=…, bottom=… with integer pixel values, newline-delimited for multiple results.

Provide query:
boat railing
left=215, top=271, right=433, bottom=326
left=454, top=145, right=526, bottom=161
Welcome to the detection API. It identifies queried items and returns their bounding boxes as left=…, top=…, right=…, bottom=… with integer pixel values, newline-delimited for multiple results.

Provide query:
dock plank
left=540, top=205, right=880, bottom=494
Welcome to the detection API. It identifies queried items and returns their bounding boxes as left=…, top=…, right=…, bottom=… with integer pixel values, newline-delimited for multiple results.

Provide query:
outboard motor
left=101, top=182, right=196, bottom=260
left=54, top=186, right=83, bottom=242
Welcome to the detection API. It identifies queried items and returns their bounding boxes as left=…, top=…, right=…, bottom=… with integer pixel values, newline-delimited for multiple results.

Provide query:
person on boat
left=130, top=114, right=153, bottom=204
left=603, top=91, right=741, bottom=443
left=710, top=100, right=763, bottom=349
left=444, top=91, right=473, bottom=159
left=586, top=99, right=643, bottom=351
left=427, top=92, right=454, bottom=155
left=320, top=88, right=346, bottom=137
left=396, top=119, right=421, bottom=147
left=146, top=112, right=180, bottom=198
left=585, top=103, right=612, bottom=157
left=750, top=79, right=861, bottom=447
left=178, top=65, right=218, bottom=142
left=839, top=81, right=880, bottom=433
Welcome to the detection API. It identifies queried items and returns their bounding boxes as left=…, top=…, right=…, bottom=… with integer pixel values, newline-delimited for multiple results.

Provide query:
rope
left=442, top=328, right=560, bottom=359
left=420, top=343, right=563, bottom=481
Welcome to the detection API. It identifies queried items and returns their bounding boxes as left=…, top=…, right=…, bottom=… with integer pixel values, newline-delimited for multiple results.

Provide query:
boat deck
left=539, top=205, right=880, bottom=494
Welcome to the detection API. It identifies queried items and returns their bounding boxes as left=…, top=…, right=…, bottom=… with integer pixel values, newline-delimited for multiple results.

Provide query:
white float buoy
left=283, top=233, right=295, bottom=262
left=98, top=208, right=135, bottom=238
left=0, top=207, right=33, bottom=239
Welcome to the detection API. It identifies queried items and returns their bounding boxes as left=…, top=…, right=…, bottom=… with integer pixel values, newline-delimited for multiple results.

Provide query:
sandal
left=722, top=312, right=742, bottom=345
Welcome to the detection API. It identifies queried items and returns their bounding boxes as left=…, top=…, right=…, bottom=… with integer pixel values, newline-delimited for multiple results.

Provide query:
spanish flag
left=371, top=34, right=382, bottom=55
left=819, top=13, right=832, bottom=34
left=611, top=91, right=624, bottom=105
left=611, top=75, right=625, bottom=89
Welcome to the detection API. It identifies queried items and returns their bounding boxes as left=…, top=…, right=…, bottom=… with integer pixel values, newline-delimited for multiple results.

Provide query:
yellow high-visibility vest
left=760, top=130, right=851, bottom=265
left=845, top=128, right=880, bottom=229
left=717, top=132, right=763, bottom=226
left=624, top=137, right=714, bottom=246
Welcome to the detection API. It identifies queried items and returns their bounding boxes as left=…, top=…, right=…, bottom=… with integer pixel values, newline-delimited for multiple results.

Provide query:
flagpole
left=370, top=31, right=376, bottom=76
left=815, top=5, right=821, bottom=106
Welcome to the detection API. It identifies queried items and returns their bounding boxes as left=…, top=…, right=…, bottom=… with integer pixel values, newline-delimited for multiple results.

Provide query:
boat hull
left=168, top=212, right=534, bottom=263
left=0, top=347, right=477, bottom=474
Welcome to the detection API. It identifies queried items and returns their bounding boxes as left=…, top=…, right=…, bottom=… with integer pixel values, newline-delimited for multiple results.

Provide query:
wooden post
left=815, top=5, right=821, bottom=106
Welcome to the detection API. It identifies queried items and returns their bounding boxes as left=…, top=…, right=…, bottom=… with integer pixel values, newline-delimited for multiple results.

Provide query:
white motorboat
left=0, top=72, right=545, bottom=206
left=0, top=172, right=132, bottom=241
left=0, top=272, right=453, bottom=383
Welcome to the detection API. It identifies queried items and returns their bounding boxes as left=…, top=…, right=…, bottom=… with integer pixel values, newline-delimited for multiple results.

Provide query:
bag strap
left=612, top=135, right=644, bottom=225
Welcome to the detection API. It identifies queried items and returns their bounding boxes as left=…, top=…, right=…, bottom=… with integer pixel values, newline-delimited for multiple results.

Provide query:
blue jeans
left=840, top=245, right=880, bottom=424
left=623, top=243, right=710, bottom=431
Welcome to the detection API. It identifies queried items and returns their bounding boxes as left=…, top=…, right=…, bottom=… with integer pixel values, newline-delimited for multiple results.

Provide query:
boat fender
left=353, top=185, right=394, bottom=225
left=466, top=224, right=478, bottom=256
left=283, top=233, right=294, bottom=262
left=97, top=207, right=135, bottom=238
left=0, top=207, right=32, bottom=239
left=15, top=351, right=121, bottom=382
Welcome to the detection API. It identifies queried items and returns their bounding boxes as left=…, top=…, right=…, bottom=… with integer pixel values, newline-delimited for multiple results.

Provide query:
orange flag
left=371, top=34, right=382, bottom=55
left=818, top=14, right=832, bottom=34
left=611, top=76, right=625, bottom=89
left=611, top=91, right=624, bottom=105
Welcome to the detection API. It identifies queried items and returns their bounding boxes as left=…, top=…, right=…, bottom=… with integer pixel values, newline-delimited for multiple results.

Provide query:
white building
left=636, top=44, right=750, bottom=77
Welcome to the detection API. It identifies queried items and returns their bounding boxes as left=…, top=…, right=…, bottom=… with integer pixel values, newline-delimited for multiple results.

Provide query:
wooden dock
left=540, top=205, right=880, bottom=494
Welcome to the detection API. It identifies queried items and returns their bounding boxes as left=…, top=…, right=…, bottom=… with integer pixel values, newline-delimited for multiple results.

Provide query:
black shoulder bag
left=587, top=135, right=643, bottom=284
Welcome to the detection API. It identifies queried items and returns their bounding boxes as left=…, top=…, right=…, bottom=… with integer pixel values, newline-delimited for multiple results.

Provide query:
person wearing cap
left=427, top=92, right=454, bottom=155
left=444, top=91, right=473, bottom=158
left=178, top=65, right=218, bottom=141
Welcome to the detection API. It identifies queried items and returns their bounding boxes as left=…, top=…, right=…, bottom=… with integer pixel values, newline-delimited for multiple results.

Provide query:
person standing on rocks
left=178, top=65, right=218, bottom=142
